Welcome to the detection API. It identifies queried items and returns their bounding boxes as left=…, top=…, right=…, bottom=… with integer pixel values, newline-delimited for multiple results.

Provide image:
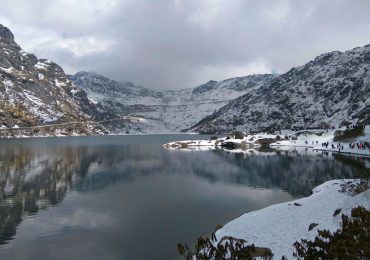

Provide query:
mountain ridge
left=189, top=44, right=370, bottom=133
left=69, top=71, right=277, bottom=133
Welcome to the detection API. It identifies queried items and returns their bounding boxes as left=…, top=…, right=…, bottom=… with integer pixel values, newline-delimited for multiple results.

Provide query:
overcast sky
left=1, top=0, right=370, bottom=89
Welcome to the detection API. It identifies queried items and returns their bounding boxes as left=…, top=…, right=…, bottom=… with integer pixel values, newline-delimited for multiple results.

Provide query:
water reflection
left=0, top=145, right=84, bottom=244
left=216, top=147, right=370, bottom=196
left=0, top=136, right=369, bottom=255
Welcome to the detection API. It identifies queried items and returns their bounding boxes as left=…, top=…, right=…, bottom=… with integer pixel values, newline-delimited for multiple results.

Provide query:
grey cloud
left=1, top=0, right=370, bottom=89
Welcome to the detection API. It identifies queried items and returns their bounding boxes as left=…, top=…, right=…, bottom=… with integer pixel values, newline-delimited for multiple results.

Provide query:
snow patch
left=216, top=179, right=370, bottom=259
left=35, top=61, right=50, bottom=70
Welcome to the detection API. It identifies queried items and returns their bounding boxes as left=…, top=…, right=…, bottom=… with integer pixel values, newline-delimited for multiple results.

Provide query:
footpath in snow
left=215, top=179, right=370, bottom=259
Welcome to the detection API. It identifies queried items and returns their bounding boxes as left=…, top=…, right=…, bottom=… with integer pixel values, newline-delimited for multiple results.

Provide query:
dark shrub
left=233, top=131, right=244, bottom=139
left=178, top=230, right=273, bottom=260
left=293, top=206, right=370, bottom=259
left=334, top=124, right=365, bottom=141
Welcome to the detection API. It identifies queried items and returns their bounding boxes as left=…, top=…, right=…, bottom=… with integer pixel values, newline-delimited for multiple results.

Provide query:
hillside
left=190, top=45, right=370, bottom=133
left=0, top=24, right=104, bottom=136
left=69, top=72, right=277, bottom=133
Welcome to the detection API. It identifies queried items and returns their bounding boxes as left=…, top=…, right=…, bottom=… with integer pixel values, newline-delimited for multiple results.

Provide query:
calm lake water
left=0, top=135, right=369, bottom=260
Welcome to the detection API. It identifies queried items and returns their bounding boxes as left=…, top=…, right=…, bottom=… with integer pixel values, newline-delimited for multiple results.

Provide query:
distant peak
left=207, top=80, right=218, bottom=84
left=0, top=24, right=14, bottom=41
left=75, top=71, right=99, bottom=76
left=73, top=71, right=107, bottom=79
left=192, top=80, right=218, bottom=94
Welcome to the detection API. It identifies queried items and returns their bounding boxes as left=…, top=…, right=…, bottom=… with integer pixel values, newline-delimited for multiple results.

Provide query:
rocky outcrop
left=0, top=24, right=14, bottom=41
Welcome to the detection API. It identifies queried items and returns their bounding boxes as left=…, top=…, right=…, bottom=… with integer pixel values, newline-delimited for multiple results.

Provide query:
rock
left=333, top=208, right=342, bottom=217
left=257, top=138, right=279, bottom=147
left=294, top=203, right=302, bottom=206
left=27, top=53, right=38, bottom=66
left=352, top=180, right=370, bottom=195
left=0, top=24, right=14, bottom=41
left=221, top=141, right=237, bottom=149
left=252, top=247, right=273, bottom=258
left=308, top=223, right=319, bottom=231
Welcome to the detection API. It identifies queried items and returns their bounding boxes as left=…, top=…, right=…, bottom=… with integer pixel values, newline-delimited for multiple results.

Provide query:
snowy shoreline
left=215, top=179, right=370, bottom=259
left=164, top=126, right=370, bottom=157
left=163, top=127, right=370, bottom=258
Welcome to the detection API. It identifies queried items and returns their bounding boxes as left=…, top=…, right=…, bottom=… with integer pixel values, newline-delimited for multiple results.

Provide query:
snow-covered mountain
left=4, top=21, right=368, bottom=136
left=0, top=24, right=104, bottom=135
left=0, top=23, right=277, bottom=135
left=190, top=44, right=370, bottom=133
left=69, top=72, right=277, bottom=133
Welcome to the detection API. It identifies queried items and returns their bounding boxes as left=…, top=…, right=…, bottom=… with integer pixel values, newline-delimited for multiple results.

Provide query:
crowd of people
left=320, top=141, right=370, bottom=152
left=320, top=142, right=343, bottom=150
left=349, top=142, right=370, bottom=151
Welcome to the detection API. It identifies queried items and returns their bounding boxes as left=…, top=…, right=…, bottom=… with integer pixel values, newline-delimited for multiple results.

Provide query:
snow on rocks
left=215, top=179, right=370, bottom=259
left=0, top=66, right=15, bottom=74
left=163, top=139, right=221, bottom=149
left=163, top=131, right=324, bottom=150
left=163, top=131, right=326, bottom=150
left=163, top=136, right=263, bottom=150
left=34, top=61, right=50, bottom=70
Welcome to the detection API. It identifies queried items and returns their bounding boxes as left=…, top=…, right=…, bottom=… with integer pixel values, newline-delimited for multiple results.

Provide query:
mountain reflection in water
left=0, top=135, right=369, bottom=259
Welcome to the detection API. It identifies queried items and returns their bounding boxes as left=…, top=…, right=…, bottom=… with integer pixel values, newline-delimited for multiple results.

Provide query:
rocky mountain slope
left=190, top=44, right=370, bottom=133
left=0, top=24, right=104, bottom=136
left=69, top=72, right=277, bottom=133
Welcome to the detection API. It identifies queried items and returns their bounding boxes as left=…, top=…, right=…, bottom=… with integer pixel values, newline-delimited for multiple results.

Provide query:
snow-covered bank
left=270, top=129, right=337, bottom=148
left=163, top=128, right=370, bottom=258
left=164, top=129, right=338, bottom=149
left=270, top=128, right=370, bottom=157
left=215, top=179, right=370, bottom=259
left=164, top=128, right=370, bottom=159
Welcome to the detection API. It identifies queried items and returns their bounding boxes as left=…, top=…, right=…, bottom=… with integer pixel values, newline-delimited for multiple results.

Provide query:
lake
left=0, top=135, right=369, bottom=259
